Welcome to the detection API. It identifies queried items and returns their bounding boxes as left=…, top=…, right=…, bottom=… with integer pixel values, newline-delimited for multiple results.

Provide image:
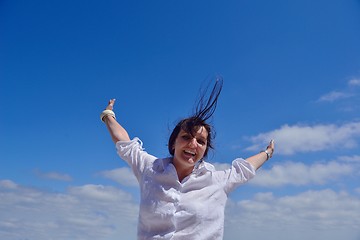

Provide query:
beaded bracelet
left=100, top=109, right=116, bottom=122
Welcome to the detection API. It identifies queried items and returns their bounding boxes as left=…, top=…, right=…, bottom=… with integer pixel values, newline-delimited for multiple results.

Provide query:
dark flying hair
left=168, top=76, right=223, bottom=158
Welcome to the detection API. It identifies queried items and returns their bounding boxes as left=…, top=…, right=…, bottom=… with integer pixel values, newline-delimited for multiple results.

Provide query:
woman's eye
left=182, top=135, right=191, bottom=140
left=197, top=139, right=206, bottom=145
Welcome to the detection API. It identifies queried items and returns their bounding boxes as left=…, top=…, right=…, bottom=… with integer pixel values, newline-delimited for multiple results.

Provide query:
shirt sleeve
left=115, top=137, right=157, bottom=181
left=220, top=158, right=256, bottom=194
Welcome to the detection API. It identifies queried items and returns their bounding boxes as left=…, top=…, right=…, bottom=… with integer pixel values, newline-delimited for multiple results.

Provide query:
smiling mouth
left=184, top=150, right=196, bottom=157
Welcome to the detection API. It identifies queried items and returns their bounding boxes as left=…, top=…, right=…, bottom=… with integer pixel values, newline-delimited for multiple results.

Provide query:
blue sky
left=1, top=0, right=360, bottom=239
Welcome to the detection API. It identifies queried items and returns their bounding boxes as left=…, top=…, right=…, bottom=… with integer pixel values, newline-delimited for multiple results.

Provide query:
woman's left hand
left=266, top=139, right=275, bottom=158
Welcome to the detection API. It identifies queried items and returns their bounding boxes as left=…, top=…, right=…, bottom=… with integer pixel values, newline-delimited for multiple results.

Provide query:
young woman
left=101, top=79, right=274, bottom=240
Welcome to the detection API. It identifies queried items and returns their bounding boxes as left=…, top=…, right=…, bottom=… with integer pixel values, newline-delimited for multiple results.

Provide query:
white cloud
left=246, top=122, right=360, bottom=155
left=250, top=160, right=355, bottom=187
left=338, top=155, right=360, bottom=163
left=225, top=189, right=360, bottom=240
left=212, top=162, right=231, bottom=171
left=0, top=180, right=138, bottom=240
left=34, top=169, right=73, bottom=181
left=0, top=180, right=17, bottom=189
left=316, top=78, right=360, bottom=106
left=99, top=167, right=139, bottom=187
left=318, top=91, right=353, bottom=102
left=348, top=78, right=360, bottom=87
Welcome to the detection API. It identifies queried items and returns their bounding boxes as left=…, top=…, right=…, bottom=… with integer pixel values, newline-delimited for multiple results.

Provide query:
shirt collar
left=192, top=159, right=215, bottom=175
left=153, top=158, right=215, bottom=175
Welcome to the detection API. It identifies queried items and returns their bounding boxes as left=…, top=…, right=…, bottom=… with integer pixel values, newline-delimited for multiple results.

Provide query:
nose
left=188, top=138, right=197, bottom=148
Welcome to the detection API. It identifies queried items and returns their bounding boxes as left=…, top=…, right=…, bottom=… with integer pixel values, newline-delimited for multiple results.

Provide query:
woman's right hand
left=106, top=99, right=116, bottom=111
left=102, top=98, right=131, bottom=142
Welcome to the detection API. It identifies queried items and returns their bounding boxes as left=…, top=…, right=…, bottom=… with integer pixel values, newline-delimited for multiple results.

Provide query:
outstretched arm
left=246, top=140, right=275, bottom=170
left=101, top=99, right=130, bottom=143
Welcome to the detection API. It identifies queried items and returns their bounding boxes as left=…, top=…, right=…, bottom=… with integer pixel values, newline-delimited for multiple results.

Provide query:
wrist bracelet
left=100, top=109, right=116, bottom=122
left=260, top=149, right=271, bottom=161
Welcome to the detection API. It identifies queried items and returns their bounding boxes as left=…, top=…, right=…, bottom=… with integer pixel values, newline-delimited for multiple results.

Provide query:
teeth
left=184, top=150, right=196, bottom=156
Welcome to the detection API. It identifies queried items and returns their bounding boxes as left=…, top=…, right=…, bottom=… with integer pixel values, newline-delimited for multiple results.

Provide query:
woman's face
left=172, top=126, right=208, bottom=169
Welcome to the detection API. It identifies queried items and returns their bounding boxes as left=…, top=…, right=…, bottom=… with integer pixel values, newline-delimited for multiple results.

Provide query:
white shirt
left=116, top=138, right=256, bottom=240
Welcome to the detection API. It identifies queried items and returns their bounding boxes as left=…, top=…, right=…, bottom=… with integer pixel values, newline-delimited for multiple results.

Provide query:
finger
left=270, top=139, right=275, bottom=148
left=106, top=99, right=116, bottom=110
left=268, top=139, right=275, bottom=156
left=109, top=99, right=115, bottom=106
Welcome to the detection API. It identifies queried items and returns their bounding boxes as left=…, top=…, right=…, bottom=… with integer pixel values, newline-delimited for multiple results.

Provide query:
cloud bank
left=0, top=180, right=138, bottom=240
left=250, top=160, right=356, bottom=187
left=225, top=189, right=360, bottom=240
left=1, top=179, right=359, bottom=240
left=246, top=121, right=360, bottom=155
